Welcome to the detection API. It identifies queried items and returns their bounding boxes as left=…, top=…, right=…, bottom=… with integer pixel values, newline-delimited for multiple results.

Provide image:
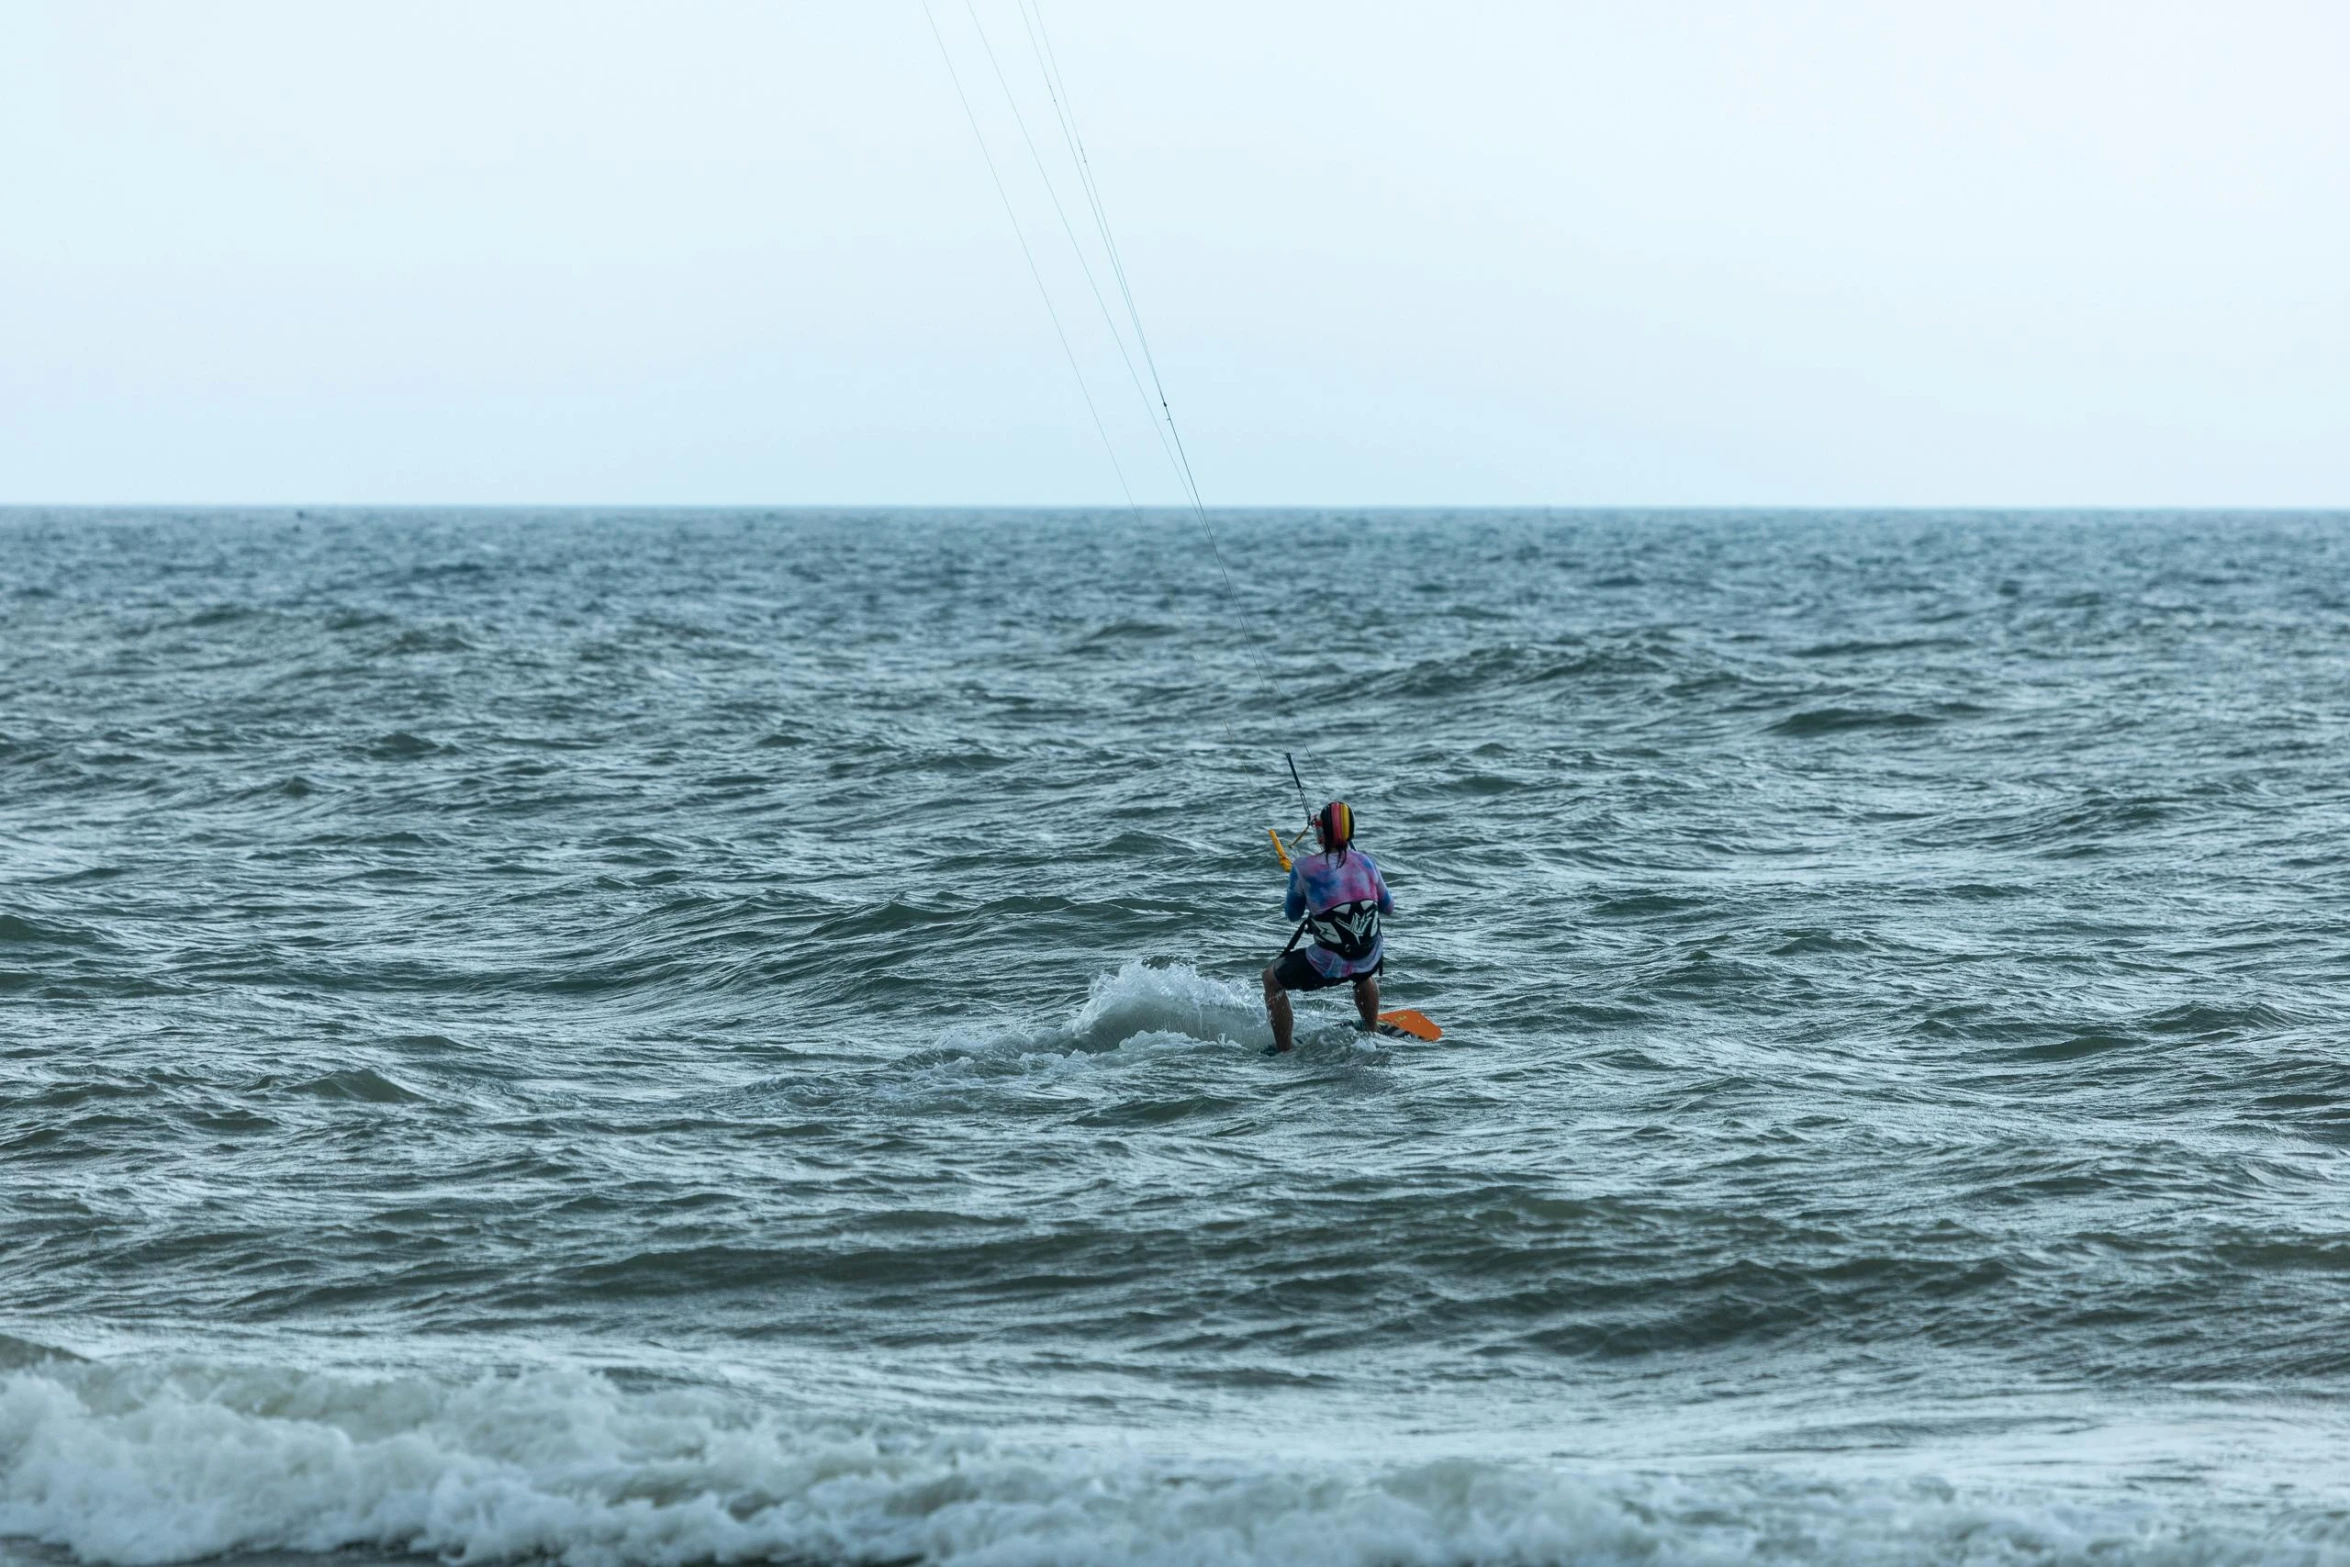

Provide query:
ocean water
left=5, top=507, right=2350, bottom=1566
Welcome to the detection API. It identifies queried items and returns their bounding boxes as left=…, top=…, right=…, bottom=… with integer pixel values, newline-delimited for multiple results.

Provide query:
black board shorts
left=1271, top=949, right=1383, bottom=992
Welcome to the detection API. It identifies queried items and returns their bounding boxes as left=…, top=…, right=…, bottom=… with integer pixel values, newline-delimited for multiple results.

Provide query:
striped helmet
left=1314, top=800, right=1354, bottom=859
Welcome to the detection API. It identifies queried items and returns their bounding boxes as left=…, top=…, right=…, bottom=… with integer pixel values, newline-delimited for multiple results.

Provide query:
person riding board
left=1262, top=800, right=1393, bottom=1054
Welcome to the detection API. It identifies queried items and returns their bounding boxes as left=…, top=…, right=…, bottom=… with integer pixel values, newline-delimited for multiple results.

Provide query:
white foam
left=905, top=960, right=1386, bottom=1084
left=914, top=961, right=1269, bottom=1075
left=1067, top=961, right=1267, bottom=1052
left=1, top=1359, right=2337, bottom=1567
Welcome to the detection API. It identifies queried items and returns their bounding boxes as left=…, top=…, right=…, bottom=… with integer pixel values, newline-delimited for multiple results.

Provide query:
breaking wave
left=3, top=1358, right=2339, bottom=1567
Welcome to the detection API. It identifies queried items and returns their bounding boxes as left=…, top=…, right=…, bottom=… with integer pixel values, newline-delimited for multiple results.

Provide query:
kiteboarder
left=1263, top=801, right=1393, bottom=1054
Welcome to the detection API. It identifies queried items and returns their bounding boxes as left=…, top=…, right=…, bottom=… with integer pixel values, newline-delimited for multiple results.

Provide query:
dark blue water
left=5, top=508, right=2350, bottom=1565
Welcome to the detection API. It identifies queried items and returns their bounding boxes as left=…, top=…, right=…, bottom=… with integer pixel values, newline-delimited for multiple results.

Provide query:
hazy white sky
left=4, top=1, right=2345, bottom=505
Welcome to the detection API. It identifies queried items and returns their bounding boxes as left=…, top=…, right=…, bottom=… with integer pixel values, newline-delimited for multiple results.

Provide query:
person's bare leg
left=1263, top=965, right=1296, bottom=1052
left=1354, top=974, right=1380, bottom=1029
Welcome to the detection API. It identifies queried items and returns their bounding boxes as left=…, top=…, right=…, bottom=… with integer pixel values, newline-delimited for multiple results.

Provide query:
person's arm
left=1375, top=863, right=1394, bottom=915
left=1284, top=867, right=1306, bottom=920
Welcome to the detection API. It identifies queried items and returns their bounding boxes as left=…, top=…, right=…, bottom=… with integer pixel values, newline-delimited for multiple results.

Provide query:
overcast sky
left=5, top=1, right=2346, bottom=506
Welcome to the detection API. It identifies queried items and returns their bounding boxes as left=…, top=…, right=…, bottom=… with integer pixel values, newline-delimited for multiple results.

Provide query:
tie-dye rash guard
left=1283, top=849, right=1395, bottom=979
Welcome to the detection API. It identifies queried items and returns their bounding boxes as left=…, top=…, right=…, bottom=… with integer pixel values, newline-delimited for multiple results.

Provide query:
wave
left=720, top=962, right=1281, bottom=1126
left=0, top=1338, right=81, bottom=1375
left=906, top=959, right=1279, bottom=1069
left=1332, top=641, right=1682, bottom=705
left=1767, top=706, right=1944, bottom=736
left=1066, top=960, right=1266, bottom=1052
left=1, top=1358, right=2339, bottom=1567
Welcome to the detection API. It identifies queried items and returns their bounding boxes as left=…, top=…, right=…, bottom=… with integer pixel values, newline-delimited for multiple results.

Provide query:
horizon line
left=5, top=502, right=2347, bottom=516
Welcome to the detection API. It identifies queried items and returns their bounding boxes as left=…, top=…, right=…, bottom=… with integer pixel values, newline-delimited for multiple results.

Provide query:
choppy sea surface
left=5, top=508, right=2350, bottom=1565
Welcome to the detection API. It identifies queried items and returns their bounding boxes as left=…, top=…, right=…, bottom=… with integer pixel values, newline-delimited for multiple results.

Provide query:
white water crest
left=4, top=1358, right=2343, bottom=1567
left=1067, top=960, right=1270, bottom=1051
